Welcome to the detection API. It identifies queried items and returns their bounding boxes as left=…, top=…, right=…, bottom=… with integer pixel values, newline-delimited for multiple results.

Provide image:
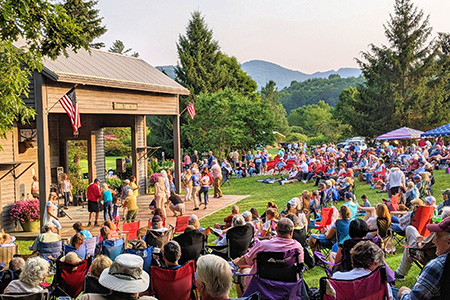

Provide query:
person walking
left=199, top=168, right=211, bottom=209
left=211, top=160, right=223, bottom=198
left=87, top=178, right=102, bottom=227
left=191, top=168, right=201, bottom=210
left=60, top=173, right=72, bottom=209
left=154, top=176, right=167, bottom=219
left=101, top=183, right=116, bottom=221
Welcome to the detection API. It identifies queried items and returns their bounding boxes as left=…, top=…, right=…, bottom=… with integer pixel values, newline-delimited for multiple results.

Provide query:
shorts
left=46, top=218, right=62, bottom=230
left=171, top=203, right=185, bottom=214
left=88, top=201, right=100, bottom=213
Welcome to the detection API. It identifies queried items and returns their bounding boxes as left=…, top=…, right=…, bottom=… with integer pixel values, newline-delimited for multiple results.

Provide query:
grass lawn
left=15, top=169, right=450, bottom=296
left=79, top=156, right=124, bottom=174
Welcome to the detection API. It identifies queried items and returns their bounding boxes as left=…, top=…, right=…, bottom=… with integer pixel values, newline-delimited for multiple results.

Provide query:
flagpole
left=179, top=106, right=188, bottom=117
left=46, top=84, right=78, bottom=115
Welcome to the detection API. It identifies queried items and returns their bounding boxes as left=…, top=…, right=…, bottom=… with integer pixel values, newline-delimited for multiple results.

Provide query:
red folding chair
left=412, top=206, right=435, bottom=238
left=52, top=258, right=92, bottom=299
left=123, top=220, right=141, bottom=240
left=174, top=216, right=190, bottom=234
left=314, top=207, right=334, bottom=232
left=150, top=260, right=198, bottom=300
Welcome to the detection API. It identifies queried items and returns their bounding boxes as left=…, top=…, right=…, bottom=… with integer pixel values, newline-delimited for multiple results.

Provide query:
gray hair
left=442, top=207, right=450, bottom=219
left=350, top=241, right=384, bottom=269
left=277, top=218, right=294, bottom=236
left=285, top=213, right=300, bottom=227
left=9, top=257, right=25, bottom=271
left=241, top=211, right=252, bottom=222
left=19, top=257, right=49, bottom=287
left=197, top=255, right=232, bottom=298
left=232, top=215, right=245, bottom=227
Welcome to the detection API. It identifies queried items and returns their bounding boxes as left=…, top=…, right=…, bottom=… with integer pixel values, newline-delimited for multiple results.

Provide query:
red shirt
left=87, top=183, right=101, bottom=202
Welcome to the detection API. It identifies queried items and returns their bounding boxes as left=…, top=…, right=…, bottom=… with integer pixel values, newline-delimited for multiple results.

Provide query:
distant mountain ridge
left=241, top=60, right=362, bottom=89
left=156, top=60, right=362, bottom=89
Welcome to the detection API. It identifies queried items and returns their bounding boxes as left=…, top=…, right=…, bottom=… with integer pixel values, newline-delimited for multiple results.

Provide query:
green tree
left=108, top=40, right=139, bottom=57
left=183, top=89, right=276, bottom=158
left=261, top=80, right=289, bottom=134
left=0, top=0, right=105, bottom=142
left=343, top=0, right=450, bottom=137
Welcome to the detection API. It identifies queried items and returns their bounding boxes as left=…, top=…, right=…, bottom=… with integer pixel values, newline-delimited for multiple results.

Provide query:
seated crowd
left=1, top=139, right=450, bottom=300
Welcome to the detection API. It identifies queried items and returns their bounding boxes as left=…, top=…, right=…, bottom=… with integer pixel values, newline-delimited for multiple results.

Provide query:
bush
left=307, top=135, right=332, bottom=147
left=149, top=173, right=161, bottom=186
left=106, top=178, right=122, bottom=190
left=286, top=133, right=308, bottom=143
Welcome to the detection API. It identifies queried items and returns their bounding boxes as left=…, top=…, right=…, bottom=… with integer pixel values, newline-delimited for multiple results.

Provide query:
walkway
left=13, top=193, right=249, bottom=240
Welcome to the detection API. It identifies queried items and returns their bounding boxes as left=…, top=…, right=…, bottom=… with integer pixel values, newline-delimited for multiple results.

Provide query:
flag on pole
left=186, top=102, right=196, bottom=120
left=59, top=87, right=81, bottom=133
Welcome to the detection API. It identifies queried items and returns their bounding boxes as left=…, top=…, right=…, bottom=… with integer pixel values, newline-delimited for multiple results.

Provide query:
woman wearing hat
left=79, top=254, right=156, bottom=300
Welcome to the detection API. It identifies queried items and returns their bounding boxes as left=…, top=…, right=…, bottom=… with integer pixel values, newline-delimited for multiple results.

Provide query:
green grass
left=79, top=156, right=124, bottom=174
left=15, top=170, right=450, bottom=296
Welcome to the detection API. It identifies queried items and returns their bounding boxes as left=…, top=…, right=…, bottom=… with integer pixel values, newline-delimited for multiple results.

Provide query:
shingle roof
left=43, top=48, right=189, bottom=95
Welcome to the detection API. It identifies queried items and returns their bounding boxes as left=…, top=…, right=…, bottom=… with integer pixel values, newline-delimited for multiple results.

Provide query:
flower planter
left=21, top=220, right=40, bottom=232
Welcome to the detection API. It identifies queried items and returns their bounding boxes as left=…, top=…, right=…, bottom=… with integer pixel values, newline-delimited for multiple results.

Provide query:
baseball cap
left=427, top=217, right=450, bottom=233
left=94, top=178, right=101, bottom=183
left=124, top=179, right=131, bottom=184
left=441, top=189, right=450, bottom=196
left=345, top=192, right=354, bottom=200
left=425, top=196, right=436, bottom=205
left=410, top=199, right=424, bottom=207
left=412, top=175, right=421, bottom=180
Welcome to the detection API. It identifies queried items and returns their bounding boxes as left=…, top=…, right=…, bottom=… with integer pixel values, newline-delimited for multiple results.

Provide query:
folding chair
left=319, top=266, right=389, bottom=300
left=144, top=227, right=174, bottom=248
left=0, top=270, right=21, bottom=294
left=314, top=207, right=333, bottom=233
left=125, top=246, right=153, bottom=273
left=173, top=229, right=207, bottom=265
left=63, top=243, right=87, bottom=259
left=222, top=167, right=231, bottom=186
left=412, top=206, right=435, bottom=238
left=150, top=260, right=198, bottom=300
left=52, top=257, right=92, bottom=299
left=174, top=216, right=190, bottom=234
left=84, top=275, right=110, bottom=294
left=123, top=220, right=141, bottom=240
left=242, top=250, right=304, bottom=300
left=0, top=291, right=49, bottom=300
left=102, top=238, right=125, bottom=261
left=85, top=236, right=98, bottom=257
left=35, top=240, right=63, bottom=262
left=208, top=223, right=254, bottom=260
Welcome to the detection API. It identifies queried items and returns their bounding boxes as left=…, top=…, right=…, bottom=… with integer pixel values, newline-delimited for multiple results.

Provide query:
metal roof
left=43, top=48, right=189, bottom=95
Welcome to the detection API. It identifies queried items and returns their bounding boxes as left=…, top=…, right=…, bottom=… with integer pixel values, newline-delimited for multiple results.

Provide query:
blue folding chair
left=64, top=243, right=87, bottom=259
left=36, top=240, right=63, bottom=262
left=85, top=236, right=98, bottom=257
left=125, top=247, right=153, bottom=273
left=102, top=238, right=124, bottom=261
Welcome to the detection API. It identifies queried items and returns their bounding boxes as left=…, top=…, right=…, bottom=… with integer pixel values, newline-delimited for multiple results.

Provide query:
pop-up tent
left=421, top=123, right=450, bottom=138
left=376, top=127, right=424, bottom=140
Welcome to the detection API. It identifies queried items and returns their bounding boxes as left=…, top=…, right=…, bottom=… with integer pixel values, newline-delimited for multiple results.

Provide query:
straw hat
left=99, top=254, right=149, bottom=293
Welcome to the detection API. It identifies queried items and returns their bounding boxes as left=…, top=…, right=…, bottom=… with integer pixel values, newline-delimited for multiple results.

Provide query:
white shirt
left=43, top=200, right=58, bottom=224
left=300, top=162, right=308, bottom=173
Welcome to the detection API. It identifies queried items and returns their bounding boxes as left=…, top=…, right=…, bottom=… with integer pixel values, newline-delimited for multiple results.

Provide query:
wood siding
left=45, top=83, right=178, bottom=116
left=94, top=129, right=105, bottom=183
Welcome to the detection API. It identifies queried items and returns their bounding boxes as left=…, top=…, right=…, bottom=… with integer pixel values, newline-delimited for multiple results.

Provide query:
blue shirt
left=103, top=190, right=113, bottom=202
left=262, top=153, right=268, bottom=163
left=208, top=155, right=215, bottom=167
left=191, top=174, right=201, bottom=186
left=80, top=229, right=92, bottom=239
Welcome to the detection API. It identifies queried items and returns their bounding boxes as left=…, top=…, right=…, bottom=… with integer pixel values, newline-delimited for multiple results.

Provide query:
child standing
left=112, top=197, right=121, bottom=227
left=123, top=189, right=139, bottom=222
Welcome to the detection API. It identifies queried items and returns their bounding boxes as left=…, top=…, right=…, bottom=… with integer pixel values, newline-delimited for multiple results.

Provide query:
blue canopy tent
left=421, top=123, right=450, bottom=138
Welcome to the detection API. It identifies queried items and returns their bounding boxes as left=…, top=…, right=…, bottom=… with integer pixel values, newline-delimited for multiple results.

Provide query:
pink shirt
left=210, top=164, right=222, bottom=179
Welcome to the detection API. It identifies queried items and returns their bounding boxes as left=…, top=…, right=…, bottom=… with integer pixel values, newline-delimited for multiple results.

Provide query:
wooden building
left=0, top=48, right=189, bottom=231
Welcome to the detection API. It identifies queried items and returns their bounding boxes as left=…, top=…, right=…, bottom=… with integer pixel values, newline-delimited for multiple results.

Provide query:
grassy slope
left=79, top=156, right=123, bottom=174
left=16, top=170, right=449, bottom=294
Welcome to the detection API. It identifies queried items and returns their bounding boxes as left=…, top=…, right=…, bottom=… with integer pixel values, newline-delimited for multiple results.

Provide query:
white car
left=341, top=137, right=367, bottom=151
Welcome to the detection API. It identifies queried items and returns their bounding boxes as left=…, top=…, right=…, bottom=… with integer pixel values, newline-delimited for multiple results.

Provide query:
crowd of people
left=1, top=138, right=450, bottom=300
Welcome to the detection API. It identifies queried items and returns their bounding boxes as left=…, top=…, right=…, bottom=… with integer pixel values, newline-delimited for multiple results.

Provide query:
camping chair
left=412, top=206, right=435, bottom=238
left=84, top=275, right=110, bottom=294
left=241, top=250, right=304, bottom=300
left=208, top=223, right=254, bottom=260
left=63, top=243, right=87, bottom=259
left=35, top=240, right=63, bottom=262
left=222, top=167, right=231, bottom=186
left=150, top=260, right=198, bottom=300
left=0, top=270, right=21, bottom=294
left=174, top=216, right=190, bottom=234
left=0, top=245, right=18, bottom=264
left=293, top=228, right=315, bottom=269
left=173, top=229, right=207, bottom=265
left=125, top=246, right=153, bottom=273
left=123, top=220, right=141, bottom=240
left=403, top=232, right=437, bottom=270
left=313, top=207, right=333, bottom=233
left=144, top=227, right=174, bottom=248
left=102, top=238, right=125, bottom=261
left=0, top=291, right=49, bottom=300
left=319, top=265, right=389, bottom=300
left=52, top=257, right=92, bottom=299
left=85, top=236, right=98, bottom=257
left=376, top=218, right=395, bottom=253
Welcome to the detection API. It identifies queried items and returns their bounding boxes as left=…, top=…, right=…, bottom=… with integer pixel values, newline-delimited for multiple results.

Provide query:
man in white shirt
left=211, top=160, right=223, bottom=198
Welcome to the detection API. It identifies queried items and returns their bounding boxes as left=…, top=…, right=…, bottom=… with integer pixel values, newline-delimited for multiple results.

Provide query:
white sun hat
left=98, top=254, right=149, bottom=294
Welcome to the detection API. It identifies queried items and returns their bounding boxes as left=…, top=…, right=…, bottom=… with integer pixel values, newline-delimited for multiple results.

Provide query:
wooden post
left=173, top=113, right=181, bottom=193
left=131, top=118, right=138, bottom=181
left=35, top=72, right=50, bottom=225
left=87, top=131, right=97, bottom=182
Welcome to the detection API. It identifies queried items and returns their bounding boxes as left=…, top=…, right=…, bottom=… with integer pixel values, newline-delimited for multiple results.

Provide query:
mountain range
left=156, top=60, right=362, bottom=89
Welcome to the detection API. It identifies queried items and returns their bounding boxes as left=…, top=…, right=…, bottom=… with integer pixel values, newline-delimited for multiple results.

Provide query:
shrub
left=9, top=199, right=40, bottom=222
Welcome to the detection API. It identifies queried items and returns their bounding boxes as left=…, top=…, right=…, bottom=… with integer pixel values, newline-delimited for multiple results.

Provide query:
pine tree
left=348, top=0, right=449, bottom=137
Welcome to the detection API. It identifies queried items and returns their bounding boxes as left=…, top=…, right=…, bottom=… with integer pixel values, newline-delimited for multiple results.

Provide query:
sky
left=95, top=0, right=450, bottom=74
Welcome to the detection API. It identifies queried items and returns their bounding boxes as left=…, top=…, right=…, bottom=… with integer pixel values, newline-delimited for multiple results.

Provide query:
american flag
left=59, top=88, right=81, bottom=133
left=186, top=102, right=196, bottom=120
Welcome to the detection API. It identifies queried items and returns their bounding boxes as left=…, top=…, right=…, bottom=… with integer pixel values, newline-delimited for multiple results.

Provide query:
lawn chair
left=35, top=240, right=63, bottom=262
left=319, top=266, right=389, bottom=300
left=84, top=275, right=110, bottom=294
left=208, top=223, right=254, bottom=260
left=52, top=257, right=92, bottom=299
left=242, top=250, right=304, bottom=300
left=222, top=167, right=231, bottom=186
left=85, top=236, right=98, bottom=257
left=63, top=243, right=87, bottom=259
left=412, top=206, right=435, bottom=238
left=125, top=246, right=153, bottom=274
left=0, top=270, right=21, bottom=294
left=102, top=238, right=125, bottom=261
left=144, top=227, right=174, bottom=248
left=313, top=207, right=333, bottom=233
left=174, top=216, right=190, bottom=234
left=173, top=229, right=207, bottom=265
left=0, top=291, right=49, bottom=300
left=123, top=220, right=141, bottom=240
left=150, top=260, right=198, bottom=300
left=0, top=245, right=18, bottom=265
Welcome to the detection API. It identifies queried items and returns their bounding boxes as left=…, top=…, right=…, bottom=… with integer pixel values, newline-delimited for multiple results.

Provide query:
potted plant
left=9, top=199, right=40, bottom=232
